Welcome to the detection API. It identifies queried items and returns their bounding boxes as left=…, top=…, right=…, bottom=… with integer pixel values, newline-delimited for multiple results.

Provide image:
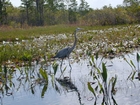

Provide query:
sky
left=9, top=0, right=124, bottom=9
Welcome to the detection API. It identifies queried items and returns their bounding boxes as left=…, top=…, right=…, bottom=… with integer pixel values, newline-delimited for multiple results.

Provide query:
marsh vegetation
left=0, top=24, right=140, bottom=105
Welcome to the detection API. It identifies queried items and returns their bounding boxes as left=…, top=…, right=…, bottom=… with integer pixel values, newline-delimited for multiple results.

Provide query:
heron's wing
left=54, top=47, right=70, bottom=58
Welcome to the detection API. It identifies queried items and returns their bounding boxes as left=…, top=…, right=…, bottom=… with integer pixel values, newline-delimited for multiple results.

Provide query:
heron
left=53, top=28, right=82, bottom=77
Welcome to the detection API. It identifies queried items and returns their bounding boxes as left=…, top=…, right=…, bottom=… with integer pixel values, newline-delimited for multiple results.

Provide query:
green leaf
left=137, top=53, right=140, bottom=63
left=88, top=82, right=96, bottom=98
left=31, top=85, right=35, bottom=94
left=124, top=58, right=135, bottom=69
left=102, top=63, right=107, bottom=82
left=113, top=76, right=117, bottom=88
left=91, top=55, right=95, bottom=64
left=41, top=84, right=48, bottom=98
left=127, top=71, right=136, bottom=80
left=55, top=83, right=60, bottom=93
left=62, top=66, right=67, bottom=73
left=127, top=72, right=132, bottom=80
left=52, top=62, right=59, bottom=75
left=111, top=95, right=118, bottom=105
left=95, top=52, right=98, bottom=60
left=131, top=71, right=136, bottom=80
left=130, top=60, right=136, bottom=68
left=39, top=68, right=48, bottom=82
left=111, top=75, right=117, bottom=93
left=97, top=80, right=104, bottom=94
left=4, top=65, right=7, bottom=77
left=95, top=67, right=101, bottom=74
left=89, top=60, right=92, bottom=66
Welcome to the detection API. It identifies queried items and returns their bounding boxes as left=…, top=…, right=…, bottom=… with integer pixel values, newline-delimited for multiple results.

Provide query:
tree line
left=0, top=0, right=140, bottom=27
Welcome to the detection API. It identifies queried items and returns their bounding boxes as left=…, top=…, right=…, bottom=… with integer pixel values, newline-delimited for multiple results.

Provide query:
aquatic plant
left=0, top=65, right=15, bottom=105
left=124, top=55, right=137, bottom=81
left=39, top=68, right=48, bottom=82
left=126, top=53, right=140, bottom=80
left=52, top=61, right=59, bottom=76
left=136, top=53, right=140, bottom=80
left=136, top=53, right=140, bottom=72
left=39, top=68, right=48, bottom=97
left=88, top=55, right=117, bottom=105
left=16, top=66, right=49, bottom=98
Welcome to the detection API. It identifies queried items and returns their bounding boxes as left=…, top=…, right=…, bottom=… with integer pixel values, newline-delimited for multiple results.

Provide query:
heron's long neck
left=71, top=30, right=77, bottom=50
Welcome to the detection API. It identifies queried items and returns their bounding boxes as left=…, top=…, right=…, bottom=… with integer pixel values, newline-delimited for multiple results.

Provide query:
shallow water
left=1, top=51, right=140, bottom=105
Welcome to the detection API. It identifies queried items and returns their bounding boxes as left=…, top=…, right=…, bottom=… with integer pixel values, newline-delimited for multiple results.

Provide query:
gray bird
left=53, top=28, right=82, bottom=77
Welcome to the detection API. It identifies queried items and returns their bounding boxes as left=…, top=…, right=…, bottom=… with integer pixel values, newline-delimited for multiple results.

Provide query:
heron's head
left=76, top=27, right=83, bottom=32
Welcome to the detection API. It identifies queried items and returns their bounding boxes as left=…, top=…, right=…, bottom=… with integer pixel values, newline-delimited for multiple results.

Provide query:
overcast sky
left=9, top=0, right=124, bottom=9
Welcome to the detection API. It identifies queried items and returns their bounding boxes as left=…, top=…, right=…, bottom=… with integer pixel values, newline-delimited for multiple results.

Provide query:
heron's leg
left=69, top=67, right=72, bottom=79
left=68, top=57, right=72, bottom=78
left=68, top=58, right=72, bottom=69
left=59, top=59, right=64, bottom=78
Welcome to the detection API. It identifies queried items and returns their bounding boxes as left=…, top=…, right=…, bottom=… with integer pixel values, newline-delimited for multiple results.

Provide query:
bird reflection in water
left=56, top=77, right=82, bottom=105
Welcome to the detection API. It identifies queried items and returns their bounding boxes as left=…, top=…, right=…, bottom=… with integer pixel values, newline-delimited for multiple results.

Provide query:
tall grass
left=0, top=25, right=85, bottom=41
left=0, top=24, right=130, bottom=41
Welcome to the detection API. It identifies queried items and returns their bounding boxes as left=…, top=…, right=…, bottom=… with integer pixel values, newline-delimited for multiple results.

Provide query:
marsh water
left=1, top=51, right=140, bottom=105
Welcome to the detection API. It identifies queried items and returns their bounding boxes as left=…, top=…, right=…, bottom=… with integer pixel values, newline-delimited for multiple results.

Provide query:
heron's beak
left=76, top=27, right=83, bottom=32
left=79, top=28, right=83, bottom=30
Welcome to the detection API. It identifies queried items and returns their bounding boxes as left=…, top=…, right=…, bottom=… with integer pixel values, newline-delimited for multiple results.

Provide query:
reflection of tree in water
left=56, top=77, right=82, bottom=105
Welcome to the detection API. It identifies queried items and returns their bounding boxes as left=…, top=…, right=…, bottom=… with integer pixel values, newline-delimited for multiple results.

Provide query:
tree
left=0, top=0, right=11, bottom=25
left=56, top=1, right=68, bottom=24
left=123, top=0, right=140, bottom=23
left=21, top=0, right=34, bottom=25
left=45, top=0, right=58, bottom=11
left=21, top=0, right=45, bottom=26
left=115, top=5, right=131, bottom=24
left=35, top=0, right=44, bottom=26
left=79, top=0, right=90, bottom=15
left=43, top=0, right=59, bottom=25
left=68, top=0, right=78, bottom=24
left=123, top=0, right=140, bottom=7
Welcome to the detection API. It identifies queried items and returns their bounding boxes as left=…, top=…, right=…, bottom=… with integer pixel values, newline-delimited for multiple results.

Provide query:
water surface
left=1, top=52, right=140, bottom=105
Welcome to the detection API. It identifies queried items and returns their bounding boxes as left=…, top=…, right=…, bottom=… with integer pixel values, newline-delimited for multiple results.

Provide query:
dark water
left=2, top=52, right=140, bottom=105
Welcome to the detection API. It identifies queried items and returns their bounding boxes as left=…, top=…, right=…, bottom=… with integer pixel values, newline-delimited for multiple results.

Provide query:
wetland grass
left=0, top=25, right=84, bottom=42
left=0, top=24, right=140, bottom=67
left=0, top=24, right=131, bottom=41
